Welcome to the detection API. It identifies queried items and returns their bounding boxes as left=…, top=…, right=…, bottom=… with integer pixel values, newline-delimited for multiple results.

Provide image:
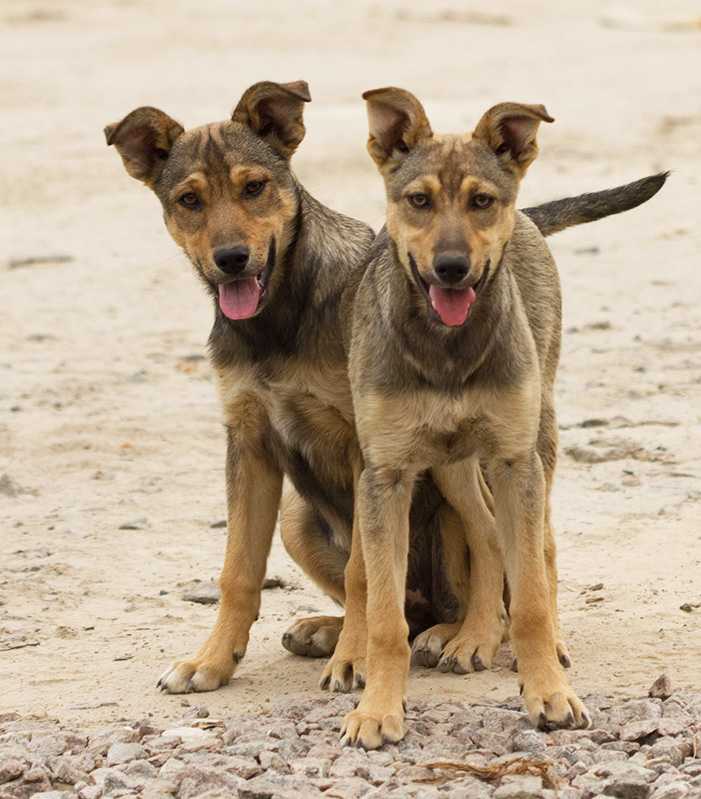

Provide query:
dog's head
left=363, top=87, right=553, bottom=328
left=105, top=80, right=311, bottom=320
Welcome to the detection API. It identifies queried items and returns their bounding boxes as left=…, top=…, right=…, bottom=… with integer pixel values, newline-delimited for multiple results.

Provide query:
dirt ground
left=1, top=0, right=700, bottom=735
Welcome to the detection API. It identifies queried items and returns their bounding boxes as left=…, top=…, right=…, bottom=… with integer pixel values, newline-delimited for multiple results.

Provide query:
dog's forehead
left=387, top=135, right=514, bottom=199
left=159, top=121, right=286, bottom=190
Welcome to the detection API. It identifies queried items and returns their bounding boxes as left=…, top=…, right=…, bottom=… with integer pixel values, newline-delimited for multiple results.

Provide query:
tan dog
left=339, top=87, right=667, bottom=748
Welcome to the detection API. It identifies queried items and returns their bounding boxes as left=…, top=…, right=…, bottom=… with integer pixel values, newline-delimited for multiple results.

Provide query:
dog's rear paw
left=436, top=624, right=502, bottom=674
left=411, top=622, right=460, bottom=669
left=157, top=657, right=235, bottom=694
left=282, top=615, right=342, bottom=658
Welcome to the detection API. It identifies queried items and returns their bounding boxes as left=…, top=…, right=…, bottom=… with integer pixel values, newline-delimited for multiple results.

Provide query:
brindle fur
left=105, top=81, right=666, bottom=703
left=105, top=81, right=472, bottom=696
left=340, top=87, right=667, bottom=749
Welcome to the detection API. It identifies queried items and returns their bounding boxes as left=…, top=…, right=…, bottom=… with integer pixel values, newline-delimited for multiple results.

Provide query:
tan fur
left=341, top=88, right=589, bottom=748
left=105, top=82, right=663, bottom=709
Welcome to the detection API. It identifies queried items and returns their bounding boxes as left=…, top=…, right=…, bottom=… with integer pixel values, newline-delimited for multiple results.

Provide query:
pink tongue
left=428, top=285, right=476, bottom=327
left=218, top=278, right=261, bottom=320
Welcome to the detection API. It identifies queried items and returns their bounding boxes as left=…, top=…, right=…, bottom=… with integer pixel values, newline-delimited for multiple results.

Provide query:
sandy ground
left=1, top=0, right=700, bottom=734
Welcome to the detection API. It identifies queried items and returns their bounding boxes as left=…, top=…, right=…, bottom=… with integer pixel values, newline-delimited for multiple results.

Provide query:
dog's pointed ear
left=472, top=102, right=553, bottom=176
left=232, top=80, right=311, bottom=160
left=362, top=87, right=433, bottom=171
left=104, top=107, right=184, bottom=185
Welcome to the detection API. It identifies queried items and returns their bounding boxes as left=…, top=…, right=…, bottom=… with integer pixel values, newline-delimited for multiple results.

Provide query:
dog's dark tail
left=522, top=172, right=669, bottom=237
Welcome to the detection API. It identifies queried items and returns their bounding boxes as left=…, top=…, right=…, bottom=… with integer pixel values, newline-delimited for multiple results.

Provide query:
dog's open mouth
left=217, top=241, right=275, bottom=321
left=409, top=255, right=488, bottom=327
left=427, top=284, right=477, bottom=327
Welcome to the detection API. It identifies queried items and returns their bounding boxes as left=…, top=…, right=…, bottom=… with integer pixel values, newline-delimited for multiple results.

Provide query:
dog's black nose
left=434, top=253, right=470, bottom=285
left=214, top=246, right=250, bottom=275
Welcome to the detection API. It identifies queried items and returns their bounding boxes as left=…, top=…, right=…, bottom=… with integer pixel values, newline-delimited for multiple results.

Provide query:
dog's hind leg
left=538, top=398, right=572, bottom=669
left=411, top=503, right=466, bottom=668
left=280, top=487, right=346, bottom=658
left=425, top=458, right=508, bottom=674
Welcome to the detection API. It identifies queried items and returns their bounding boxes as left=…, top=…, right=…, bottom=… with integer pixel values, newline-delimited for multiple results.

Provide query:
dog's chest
left=267, top=360, right=355, bottom=440
left=218, top=358, right=356, bottom=456
left=417, top=398, right=487, bottom=466
left=363, top=389, right=496, bottom=469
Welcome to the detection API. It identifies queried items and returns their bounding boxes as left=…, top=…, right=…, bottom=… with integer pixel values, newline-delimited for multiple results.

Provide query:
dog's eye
left=244, top=180, right=266, bottom=197
left=178, top=192, right=201, bottom=209
left=408, top=193, right=431, bottom=210
left=471, top=193, right=495, bottom=210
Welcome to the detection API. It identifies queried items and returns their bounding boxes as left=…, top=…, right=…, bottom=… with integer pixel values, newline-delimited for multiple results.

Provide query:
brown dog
left=105, top=81, right=665, bottom=702
left=105, top=81, right=471, bottom=695
left=339, top=87, right=667, bottom=748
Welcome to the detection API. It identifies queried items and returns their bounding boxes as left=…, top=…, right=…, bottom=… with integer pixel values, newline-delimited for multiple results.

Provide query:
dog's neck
left=377, top=237, right=519, bottom=393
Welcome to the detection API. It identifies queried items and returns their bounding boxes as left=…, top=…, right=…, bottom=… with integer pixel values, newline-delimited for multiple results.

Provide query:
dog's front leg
left=341, top=465, right=415, bottom=749
left=489, top=451, right=589, bottom=729
left=158, top=427, right=283, bottom=693
left=319, top=488, right=368, bottom=692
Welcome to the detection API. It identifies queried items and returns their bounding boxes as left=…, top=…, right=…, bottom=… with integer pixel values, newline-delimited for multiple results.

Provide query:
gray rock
left=0, top=758, right=25, bottom=784
left=181, top=582, right=220, bottom=604
left=656, top=718, right=686, bottom=737
left=319, top=776, right=374, bottom=798
left=510, top=729, right=548, bottom=754
left=105, top=741, right=145, bottom=766
left=437, top=776, right=493, bottom=798
left=258, top=750, right=289, bottom=773
left=177, top=765, right=242, bottom=798
left=621, top=719, right=660, bottom=741
left=651, top=781, right=691, bottom=798
left=29, top=794, right=73, bottom=799
left=649, top=674, right=673, bottom=701
left=123, top=758, right=158, bottom=783
left=494, top=775, right=545, bottom=798
left=602, top=779, right=652, bottom=798
left=609, top=699, right=662, bottom=726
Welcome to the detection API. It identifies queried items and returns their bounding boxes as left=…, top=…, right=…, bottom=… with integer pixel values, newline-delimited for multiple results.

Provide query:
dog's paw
left=411, top=622, right=460, bottom=668
left=282, top=615, right=342, bottom=658
left=157, top=656, right=235, bottom=694
left=520, top=672, right=590, bottom=730
left=319, top=649, right=366, bottom=693
left=436, top=616, right=504, bottom=674
left=341, top=702, right=405, bottom=749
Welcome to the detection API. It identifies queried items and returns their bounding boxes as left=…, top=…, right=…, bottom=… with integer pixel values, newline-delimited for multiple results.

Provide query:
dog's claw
left=471, top=652, right=485, bottom=672
left=437, top=656, right=450, bottom=673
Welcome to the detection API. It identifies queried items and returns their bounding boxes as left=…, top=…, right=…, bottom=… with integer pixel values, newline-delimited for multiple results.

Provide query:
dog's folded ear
left=472, top=102, right=554, bottom=176
left=104, top=107, right=184, bottom=185
left=362, top=87, right=433, bottom=171
left=232, top=81, right=311, bottom=160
